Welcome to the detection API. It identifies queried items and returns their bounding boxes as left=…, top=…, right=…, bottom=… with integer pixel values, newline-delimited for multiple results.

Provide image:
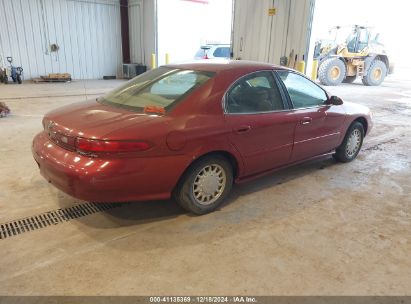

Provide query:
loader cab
left=346, top=26, right=370, bottom=53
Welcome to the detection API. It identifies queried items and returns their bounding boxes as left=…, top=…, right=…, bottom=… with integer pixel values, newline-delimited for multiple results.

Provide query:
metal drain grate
left=0, top=202, right=124, bottom=240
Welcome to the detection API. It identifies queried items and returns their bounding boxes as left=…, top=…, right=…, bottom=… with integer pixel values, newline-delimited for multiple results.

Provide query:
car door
left=276, top=70, right=346, bottom=162
left=224, top=71, right=297, bottom=176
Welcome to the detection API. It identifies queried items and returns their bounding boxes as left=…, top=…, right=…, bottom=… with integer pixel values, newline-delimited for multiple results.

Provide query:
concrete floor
left=0, top=74, right=410, bottom=295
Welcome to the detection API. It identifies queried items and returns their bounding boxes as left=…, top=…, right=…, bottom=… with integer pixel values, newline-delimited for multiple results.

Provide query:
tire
left=173, top=155, right=233, bottom=215
left=333, top=121, right=364, bottom=163
left=343, top=75, right=356, bottom=83
left=17, top=75, right=22, bottom=84
left=318, top=58, right=346, bottom=86
left=362, top=60, right=387, bottom=86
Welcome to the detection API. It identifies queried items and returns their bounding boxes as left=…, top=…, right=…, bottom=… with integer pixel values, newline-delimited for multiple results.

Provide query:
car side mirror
left=328, top=95, right=343, bottom=105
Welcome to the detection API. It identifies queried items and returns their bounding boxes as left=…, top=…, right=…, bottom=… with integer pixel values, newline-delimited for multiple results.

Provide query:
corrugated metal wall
left=129, top=0, right=144, bottom=64
left=0, top=0, right=123, bottom=79
left=129, top=0, right=155, bottom=68
left=232, top=0, right=315, bottom=66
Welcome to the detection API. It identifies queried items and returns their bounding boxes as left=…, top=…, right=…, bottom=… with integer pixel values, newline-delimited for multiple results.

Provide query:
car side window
left=226, top=71, right=284, bottom=114
left=277, top=71, right=327, bottom=108
left=213, top=47, right=230, bottom=58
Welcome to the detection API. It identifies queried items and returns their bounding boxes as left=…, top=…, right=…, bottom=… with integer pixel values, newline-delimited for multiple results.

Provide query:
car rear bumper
left=32, top=132, right=189, bottom=202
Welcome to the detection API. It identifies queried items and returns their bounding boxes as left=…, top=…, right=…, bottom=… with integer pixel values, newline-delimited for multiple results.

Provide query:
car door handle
left=234, top=125, right=251, bottom=133
left=301, top=117, right=312, bottom=125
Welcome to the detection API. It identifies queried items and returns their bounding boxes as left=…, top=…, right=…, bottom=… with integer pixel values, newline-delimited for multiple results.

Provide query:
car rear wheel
left=333, top=121, right=364, bottom=163
left=174, top=155, right=233, bottom=215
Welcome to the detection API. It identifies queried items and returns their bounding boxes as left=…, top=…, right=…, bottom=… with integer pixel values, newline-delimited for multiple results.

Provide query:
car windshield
left=100, top=67, right=214, bottom=113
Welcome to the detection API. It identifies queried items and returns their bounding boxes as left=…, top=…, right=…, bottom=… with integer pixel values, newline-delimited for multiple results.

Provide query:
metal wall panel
left=0, top=0, right=123, bottom=79
left=232, top=0, right=315, bottom=66
left=129, top=0, right=144, bottom=64
left=129, top=0, right=155, bottom=68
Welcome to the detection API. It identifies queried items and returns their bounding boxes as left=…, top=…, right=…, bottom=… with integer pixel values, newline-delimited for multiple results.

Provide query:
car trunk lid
left=44, top=100, right=159, bottom=151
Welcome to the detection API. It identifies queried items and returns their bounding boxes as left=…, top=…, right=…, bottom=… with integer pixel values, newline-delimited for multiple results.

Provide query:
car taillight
left=75, top=138, right=151, bottom=153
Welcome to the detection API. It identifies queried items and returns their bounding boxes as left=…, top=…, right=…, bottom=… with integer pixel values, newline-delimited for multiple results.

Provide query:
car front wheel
left=174, top=155, right=233, bottom=215
left=333, top=121, right=364, bottom=163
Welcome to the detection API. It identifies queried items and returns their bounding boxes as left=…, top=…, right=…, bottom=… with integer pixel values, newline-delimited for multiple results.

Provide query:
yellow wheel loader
left=314, top=25, right=394, bottom=86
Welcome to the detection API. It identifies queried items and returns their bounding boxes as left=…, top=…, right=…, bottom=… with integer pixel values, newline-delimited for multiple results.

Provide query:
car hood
left=44, top=100, right=159, bottom=139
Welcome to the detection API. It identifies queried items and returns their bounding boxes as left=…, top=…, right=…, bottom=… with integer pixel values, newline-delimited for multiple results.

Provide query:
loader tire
left=318, top=58, right=346, bottom=86
left=362, top=60, right=387, bottom=86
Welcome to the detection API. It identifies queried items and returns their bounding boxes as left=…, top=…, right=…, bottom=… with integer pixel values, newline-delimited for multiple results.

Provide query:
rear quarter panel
left=165, top=69, right=257, bottom=180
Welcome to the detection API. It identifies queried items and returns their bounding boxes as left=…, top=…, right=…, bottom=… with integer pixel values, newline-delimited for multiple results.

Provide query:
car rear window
left=100, top=67, right=214, bottom=113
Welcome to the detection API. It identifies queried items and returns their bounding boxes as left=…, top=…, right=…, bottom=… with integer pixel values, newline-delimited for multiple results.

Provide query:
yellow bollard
left=297, top=60, right=306, bottom=74
left=165, top=53, right=170, bottom=64
left=311, top=59, right=318, bottom=80
left=151, top=54, right=156, bottom=69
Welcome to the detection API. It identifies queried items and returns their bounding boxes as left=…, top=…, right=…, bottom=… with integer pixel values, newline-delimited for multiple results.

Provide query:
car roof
left=165, top=60, right=289, bottom=73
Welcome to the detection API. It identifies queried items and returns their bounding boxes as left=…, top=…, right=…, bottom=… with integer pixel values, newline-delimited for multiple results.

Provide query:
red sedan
left=32, top=61, right=372, bottom=214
